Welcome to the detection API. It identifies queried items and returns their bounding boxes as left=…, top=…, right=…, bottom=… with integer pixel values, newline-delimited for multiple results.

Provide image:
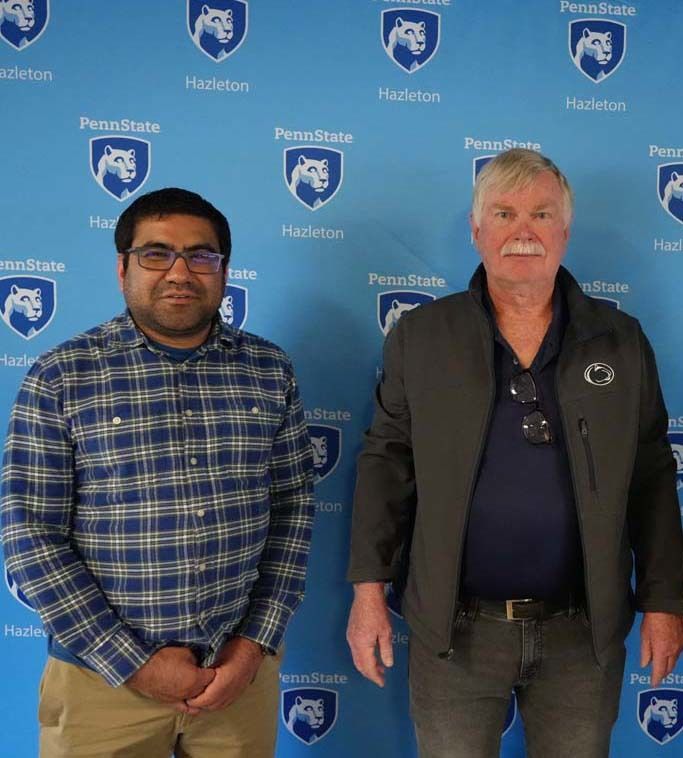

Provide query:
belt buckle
left=505, top=598, right=534, bottom=621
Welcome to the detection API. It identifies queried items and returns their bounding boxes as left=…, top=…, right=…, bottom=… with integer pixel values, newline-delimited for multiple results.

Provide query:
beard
left=123, top=278, right=221, bottom=343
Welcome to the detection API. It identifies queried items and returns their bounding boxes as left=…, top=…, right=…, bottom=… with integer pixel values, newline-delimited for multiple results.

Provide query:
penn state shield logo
left=220, top=284, right=247, bottom=329
left=90, top=136, right=151, bottom=202
left=284, top=147, right=343, bottom=211
left=187, top=0, right=248, bottom=62
left=568, top=19, right=626, bottom=83
left=308, top=424, right=341, bottom=483
left=381, top=9, right=440, bottom=73
left=378, top=290, right=436, bottom=336
left=657, top=163, right=683, bottom=225
left=0, top=0, right=49, bottom=50
left=473, top=155, right=495, bottom=185
left=638, top=689, right=682, bottom=745
left=0, top=275, right=56, bottom=340
left=282, top=687, right=338, bottom=745
left=503, top=692, right=518, bottom=736
left=5, top=567, right=34, bottom=611
left=668, top=432, right=683, bottom=491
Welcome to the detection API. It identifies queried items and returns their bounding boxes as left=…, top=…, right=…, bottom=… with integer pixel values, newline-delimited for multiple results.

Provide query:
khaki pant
left=39, top=654, right=281, bottom=758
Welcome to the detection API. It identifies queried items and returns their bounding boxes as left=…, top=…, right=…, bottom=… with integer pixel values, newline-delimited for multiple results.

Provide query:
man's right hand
left=126, top=646, right=215, bottom=714
left=346, top=582, right=394, bottom=687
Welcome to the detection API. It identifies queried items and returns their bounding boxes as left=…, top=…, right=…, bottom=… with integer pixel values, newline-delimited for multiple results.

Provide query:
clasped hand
left=127, top=639, right=264, bottom=715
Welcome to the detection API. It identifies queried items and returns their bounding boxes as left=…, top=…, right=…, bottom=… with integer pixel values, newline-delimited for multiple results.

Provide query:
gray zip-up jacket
left=348, top=265, right=683, bottom=666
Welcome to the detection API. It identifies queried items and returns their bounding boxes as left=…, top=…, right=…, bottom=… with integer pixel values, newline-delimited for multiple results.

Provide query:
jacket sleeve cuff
left=80, top=625, right=160, bottom=687
left=635, top=598, right=683, bottom=616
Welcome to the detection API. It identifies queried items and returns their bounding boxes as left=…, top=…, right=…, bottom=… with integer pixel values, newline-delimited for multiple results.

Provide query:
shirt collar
left=109, top=310, right=236, bottom=351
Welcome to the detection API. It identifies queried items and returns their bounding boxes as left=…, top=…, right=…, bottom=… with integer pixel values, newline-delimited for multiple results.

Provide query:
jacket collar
left=468, top=264, right=612, bottom=344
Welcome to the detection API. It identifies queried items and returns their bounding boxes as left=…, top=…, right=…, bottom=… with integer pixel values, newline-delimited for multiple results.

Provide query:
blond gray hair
left=471, top=148, right=573, bottom=225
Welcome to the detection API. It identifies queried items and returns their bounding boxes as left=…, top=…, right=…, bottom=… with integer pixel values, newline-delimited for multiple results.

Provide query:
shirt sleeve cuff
left=80, top=624, right=161, bottom=687
left=236, top=597, right=302, bottom=653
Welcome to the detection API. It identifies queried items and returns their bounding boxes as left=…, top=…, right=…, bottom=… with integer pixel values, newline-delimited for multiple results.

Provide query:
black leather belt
left=463, top=596, right=577, bottom=621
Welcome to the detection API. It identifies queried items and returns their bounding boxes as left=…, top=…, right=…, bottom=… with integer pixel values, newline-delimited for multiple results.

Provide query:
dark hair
left=115, top=187, right=231, bottom=270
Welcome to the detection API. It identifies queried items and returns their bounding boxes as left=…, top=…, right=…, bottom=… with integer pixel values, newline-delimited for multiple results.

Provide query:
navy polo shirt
left=461, top=289, right=584, bottom=601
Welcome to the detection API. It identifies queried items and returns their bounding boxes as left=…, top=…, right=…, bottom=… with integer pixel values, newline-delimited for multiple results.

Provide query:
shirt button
left=251, top=406, right=260, bottom=415
left=196, top=509, right=205, bottom=518
left=185, top=409, right=193, bottom=417
left=112, top=416, right=122, bottom=425
left=198, top=563, right=207, bottom=572
left=190, top=457, right=198, bottom=466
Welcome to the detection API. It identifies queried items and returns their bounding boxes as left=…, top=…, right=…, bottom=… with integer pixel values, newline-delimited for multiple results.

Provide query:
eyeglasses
left=509, top=371, right=553, bottom=445
left=125, top=247, right=224, bottom=274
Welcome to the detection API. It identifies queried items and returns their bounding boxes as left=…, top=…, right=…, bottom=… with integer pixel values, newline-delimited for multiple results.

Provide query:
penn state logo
left=657, top=163, right=683, bottom=225
left=90, top=136, right=151, bottom=202
left=592, top=296, right=619, bottom=309
left=638, top=689, right=682, bottom=745
left=473, top=155, right=495, bottom=185
left=0, top=0, right=49, bottom=50
left=0, top=275, right=56, bottom=340
left=583, top=362, right=614, bottom=387
left=284, top=147, right=343, bottom=211
left=381, top=9, right=440, bottom=74
left=568, top=19, right=626, bottom=83
left=502, top=691, right=518, bottom=737
left=219, top=283, right=247, bottom=329
left=378, top=290, right=436, bottom=336
left=282, top=687, right=338, bottom=745
left=187, top=0, right=247, bottom=62
left=308, top=424, right=342, bottom=483
left=5, top=567, right=34, bottom=611
left=668, top=432, right=683, bottom=491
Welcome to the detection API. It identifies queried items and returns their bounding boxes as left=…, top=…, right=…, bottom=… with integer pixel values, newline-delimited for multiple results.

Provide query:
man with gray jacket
left=346, top=149, right=683, bottom=757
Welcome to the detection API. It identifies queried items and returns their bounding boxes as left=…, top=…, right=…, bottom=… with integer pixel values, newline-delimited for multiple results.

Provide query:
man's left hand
left=640, top=611, right=683, bottom=687
left=185, top=637, right=264, bottom=711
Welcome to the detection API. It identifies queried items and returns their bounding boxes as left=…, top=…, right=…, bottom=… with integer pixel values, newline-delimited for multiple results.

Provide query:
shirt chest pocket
left=210, top=397, right=285, bottom=476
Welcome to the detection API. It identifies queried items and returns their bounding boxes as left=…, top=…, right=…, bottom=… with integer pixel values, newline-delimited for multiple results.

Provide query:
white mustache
left=501, top=241, right=545, bottom=257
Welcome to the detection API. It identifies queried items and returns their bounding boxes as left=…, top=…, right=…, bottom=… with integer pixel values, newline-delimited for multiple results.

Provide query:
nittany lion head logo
left=90, top=136, right=151, bottom=202
left=284, top=147, right=343, bottom=211
left=583, top=362, right=614, bottom=387
left=569, top=19, right=626, bottom=83
left=5, top=567, right=34, bottom=611
left=657, top=163, right=683, bottom=226
left=0, top=275, right=56, bottom=340
left=638, top=689, right=682, bottom=745
left=0, top=0, right=48, bottom=50
left=668, top=432, right=683, bottom=491
left=219, top=283, right=247, bottom=330
left=282, top=687, right=338, bottom=745
left=378, top=290, right=436, bottom=336
left=187, top=0, right=247, bottom=62
left=308, top=424, right=341, bottom=483
left=381, top=9, right=440, bottom=74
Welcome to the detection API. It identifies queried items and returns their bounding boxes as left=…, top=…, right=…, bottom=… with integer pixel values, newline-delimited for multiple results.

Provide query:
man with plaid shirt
left=1, top=188, right=314, bottom=757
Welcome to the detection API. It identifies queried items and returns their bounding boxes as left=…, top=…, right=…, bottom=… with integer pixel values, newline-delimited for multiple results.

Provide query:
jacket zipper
left=441, top=308, right=495, bottom=660
left=556, top=359, right=596, bottom=657
left=579, top=418, right=597, bottom=492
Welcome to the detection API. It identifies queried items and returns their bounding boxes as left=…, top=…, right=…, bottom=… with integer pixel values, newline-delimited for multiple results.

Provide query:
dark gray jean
left=409, top=602, right=626, bottom=758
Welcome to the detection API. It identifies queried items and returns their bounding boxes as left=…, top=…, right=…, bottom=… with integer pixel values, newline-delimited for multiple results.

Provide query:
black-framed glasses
left=509, top=371, right=553, bottom=445
left=125, top=247, right=224, bottom=274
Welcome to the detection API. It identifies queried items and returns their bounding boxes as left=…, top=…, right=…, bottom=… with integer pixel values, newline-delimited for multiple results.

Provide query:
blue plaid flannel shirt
left=1, top=312, right=314, bottom=687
